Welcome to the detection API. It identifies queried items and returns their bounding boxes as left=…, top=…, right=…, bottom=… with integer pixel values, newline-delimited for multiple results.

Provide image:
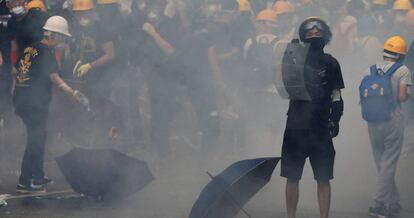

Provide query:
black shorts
left=280, top=129, right=335, bottom=181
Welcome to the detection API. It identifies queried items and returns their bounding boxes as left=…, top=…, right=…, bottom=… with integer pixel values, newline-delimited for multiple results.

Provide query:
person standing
left=280, top=17, right=344, bottom=218
left=359, top=35, right=411, bottom=218
left=13, top=16, right=89, bottom=193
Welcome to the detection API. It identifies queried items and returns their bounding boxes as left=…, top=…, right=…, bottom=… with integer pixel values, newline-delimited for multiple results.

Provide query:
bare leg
left=317, top=180, right=331, bottom=218
left=286, top=179, right=299, bottom=218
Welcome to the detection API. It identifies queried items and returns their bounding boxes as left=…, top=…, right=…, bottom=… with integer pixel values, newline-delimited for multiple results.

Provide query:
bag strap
left=369, top=64, right=377, bottom=76
left=384, top=63, right=402, bottom=78
left=369, top=63, right=402, bottom=77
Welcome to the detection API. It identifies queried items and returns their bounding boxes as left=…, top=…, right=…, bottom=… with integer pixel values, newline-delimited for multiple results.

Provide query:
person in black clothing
left=13, top=16, right=89, bottom=193
left=6, top=0, right=49, bottom=66
left=281, top=17, right=344, bottom=218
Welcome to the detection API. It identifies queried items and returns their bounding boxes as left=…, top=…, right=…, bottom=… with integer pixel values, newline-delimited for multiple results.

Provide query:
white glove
left=142, top=22, right=157, bottom=36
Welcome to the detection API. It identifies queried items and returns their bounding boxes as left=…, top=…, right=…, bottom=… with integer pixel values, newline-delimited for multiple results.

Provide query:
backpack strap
left=384, top=63, right=403, bottom=78
left=369, top=64, right=378, bottom=76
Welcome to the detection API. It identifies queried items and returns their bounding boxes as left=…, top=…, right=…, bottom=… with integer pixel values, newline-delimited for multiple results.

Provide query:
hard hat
left=383, top=35, right=407, bottom=55
left=237, top=0, right=251, bottom=12
left=372, top=0, right=387, bottom=5
left=272, top=1, right=294, bottom=14
left=96, top=0, right=118, bottom=5
left=298, top=17, right=332, bottom=44
left=393, top=0, right=412, bottom=10
left=72, top=0, right=94, bottom=11
left=43, top=15, right=71, bottom=37
left=256, top=9, right=277, bottom=22
left=406, top=9, right=414, bottom=25
left=26, top=0, right=47, bottom=12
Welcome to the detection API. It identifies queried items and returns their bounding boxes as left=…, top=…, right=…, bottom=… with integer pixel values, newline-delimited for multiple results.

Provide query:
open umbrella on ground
left=189, top=157, right=280, bottom=218
left=56, top=148, right=154, bottom=200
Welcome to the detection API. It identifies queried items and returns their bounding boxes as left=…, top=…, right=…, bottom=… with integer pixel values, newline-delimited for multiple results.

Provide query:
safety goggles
left=304, top=20, right=324, bottom=31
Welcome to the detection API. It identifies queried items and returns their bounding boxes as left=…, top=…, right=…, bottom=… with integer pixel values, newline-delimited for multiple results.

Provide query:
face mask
left=304, top=37, right=325, bottom=51
left=10, top=6, right=25, bottom=16
left=79, top=17, right=92, bottom=27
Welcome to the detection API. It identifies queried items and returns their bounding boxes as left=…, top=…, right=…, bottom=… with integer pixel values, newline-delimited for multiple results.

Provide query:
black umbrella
left=56, top=148, right=154, bottom=200
left=189, top=157, right=280, bottom=218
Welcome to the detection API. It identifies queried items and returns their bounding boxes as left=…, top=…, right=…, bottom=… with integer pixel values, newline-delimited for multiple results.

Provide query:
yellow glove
left=142, top=22, right=157, bottom=36
left=76, top=63, right=92, bottom=78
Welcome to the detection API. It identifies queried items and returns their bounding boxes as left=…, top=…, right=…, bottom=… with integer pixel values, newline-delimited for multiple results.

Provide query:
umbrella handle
left=206, top=171, right=252, bottom=218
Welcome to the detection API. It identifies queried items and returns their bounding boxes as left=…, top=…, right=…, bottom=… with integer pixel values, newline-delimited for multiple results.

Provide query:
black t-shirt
left=8, top=9, right=49, bottom=55
left=62, top=21, right=114, bottom=80
left=14, top=42, right=58, bottom=108
left=286, top=50, right=344, bottom=130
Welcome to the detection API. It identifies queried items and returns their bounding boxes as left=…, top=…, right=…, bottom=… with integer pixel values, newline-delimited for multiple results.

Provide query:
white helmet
left=43, top=16, right=72, bottom=37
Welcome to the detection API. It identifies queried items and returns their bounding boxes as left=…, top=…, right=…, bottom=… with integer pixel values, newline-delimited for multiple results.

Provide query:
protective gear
left=142, top=22, right=156, bottom=36
left=72, top=0, right=94, bottom=11
left=10, top=6, right=25, bottom=16
left=237, top=0, right=251, bottom=12
left=272, top=1, right=294, bottom=15
left=406, top=9, right=414, bottom=25
left=43, top=16, right=72, bottom=37
left=306, top=37, right=326, bottom=50
left=26, top=0, right=47, bottom=12
left=383, top=35, right=407, bottom=55
left=255, top=9, right=277, bottom=22
left=372, top=0, right=387, bottom=5
left=97, top=0, right=118, bottom=4
left=328, top=120, right=340, bottom=138
left=393, top=0, right=412, bottom=10
left=299, top=17, right=332, bottom=45
left=276, top=39, right=312, bottom=101
left=76, top=63, right=92, bottom=77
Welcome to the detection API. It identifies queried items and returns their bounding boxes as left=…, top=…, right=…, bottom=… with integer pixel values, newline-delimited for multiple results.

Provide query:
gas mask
left=10, top=6, right=25, bottom=17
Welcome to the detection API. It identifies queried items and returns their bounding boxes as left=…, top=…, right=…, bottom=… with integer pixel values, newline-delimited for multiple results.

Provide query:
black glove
left=328, top=120, right=339, bottom=138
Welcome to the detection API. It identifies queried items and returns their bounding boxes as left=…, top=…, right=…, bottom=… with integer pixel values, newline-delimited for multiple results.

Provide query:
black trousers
left=15, top=105, right=48, bottom=185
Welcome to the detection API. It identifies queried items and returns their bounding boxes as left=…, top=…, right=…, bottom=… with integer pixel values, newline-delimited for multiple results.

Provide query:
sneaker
left=16, top=182, right=46, bottom=194
left=33, top=176, right=53, bottom=186
left=369, top=204, right=388, bottom=218
left=388, top=203, right=401, bottom=218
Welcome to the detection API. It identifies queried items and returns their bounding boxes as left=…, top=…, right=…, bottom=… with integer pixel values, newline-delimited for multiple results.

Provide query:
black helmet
left=298, top=17, right=332, bottom=45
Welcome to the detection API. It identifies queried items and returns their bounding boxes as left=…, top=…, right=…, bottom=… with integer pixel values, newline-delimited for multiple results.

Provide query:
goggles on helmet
left=303, top=20, right=324, bottom=31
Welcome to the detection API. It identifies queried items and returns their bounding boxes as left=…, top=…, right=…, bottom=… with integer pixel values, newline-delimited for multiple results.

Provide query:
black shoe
left=388, top=203, right=401, bottom=218
left=369, top=204, right=388, bottom=218
left=16, top=183, right=46, bottom=194
left=33, top=176, right=53, bottom=186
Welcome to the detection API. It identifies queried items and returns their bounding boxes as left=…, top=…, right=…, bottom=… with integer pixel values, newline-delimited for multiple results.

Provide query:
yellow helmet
left=26, top=0, right=47, bottom=12
left=72, top=0, right=94, bottom=11
left=393, top=0, right=413, bottom=10
left=383, top=35, right=407, bottom=55
left=406, top=9, right=414, bottom=25
left=237, top=0, right=251, bottom=12
left=97, top=0, right=118, bottom=4
left=372, top=0, right=388, bottom=5
left=256, top=9, right=277, bottom=22
left=272, top=1, right=295, bottom=14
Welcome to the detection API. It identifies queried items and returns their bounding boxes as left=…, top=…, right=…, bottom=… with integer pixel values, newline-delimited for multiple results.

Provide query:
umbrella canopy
left=56, top=148, right=154, bottom=200
left=189, top=157, right=280, bottom=218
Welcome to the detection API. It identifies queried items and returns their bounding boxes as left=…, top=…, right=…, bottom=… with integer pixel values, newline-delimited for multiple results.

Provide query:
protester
left=359, top=35, right=411, bottom=218
left=280, top=17, right=344, bottom=218
left=13, top=16, right=88, bottom=193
